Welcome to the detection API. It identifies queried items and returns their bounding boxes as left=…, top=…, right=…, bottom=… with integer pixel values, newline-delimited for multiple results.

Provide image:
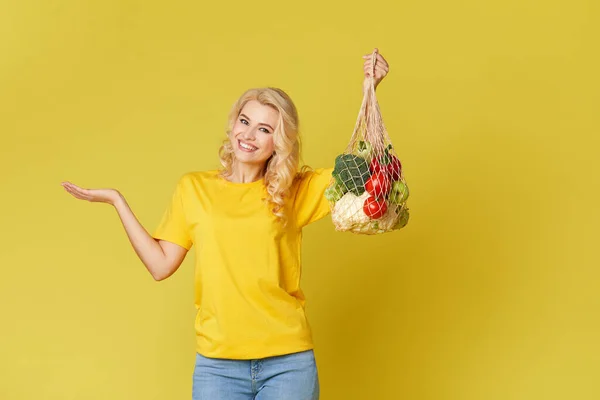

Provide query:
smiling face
left=229, top=100, right=279, bottom=169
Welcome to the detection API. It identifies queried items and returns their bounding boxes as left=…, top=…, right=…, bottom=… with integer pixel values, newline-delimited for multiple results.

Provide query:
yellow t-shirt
left=152, top=167, right=334, bottom=359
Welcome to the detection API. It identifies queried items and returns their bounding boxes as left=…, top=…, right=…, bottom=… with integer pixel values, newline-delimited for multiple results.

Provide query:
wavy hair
left=219, top=87, right=307, bottom=225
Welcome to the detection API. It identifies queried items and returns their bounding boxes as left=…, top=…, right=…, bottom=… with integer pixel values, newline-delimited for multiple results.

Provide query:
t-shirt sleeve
left=293, top=167, right=334, bottom=228
left=152, top=174, right=193, bottom=250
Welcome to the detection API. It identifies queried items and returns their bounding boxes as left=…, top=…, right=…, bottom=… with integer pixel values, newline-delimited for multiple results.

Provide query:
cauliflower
left=331, top=192, right=409, bottom=234
left=331, top=191, right=370, bottom=231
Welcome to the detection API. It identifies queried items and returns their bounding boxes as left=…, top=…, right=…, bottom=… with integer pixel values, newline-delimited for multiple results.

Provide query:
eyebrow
left=240, top=114, right=274, bottom=131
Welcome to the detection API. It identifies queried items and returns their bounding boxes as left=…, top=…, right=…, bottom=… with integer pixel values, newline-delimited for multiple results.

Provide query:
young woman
left=62, top=49, right=390, bottom=400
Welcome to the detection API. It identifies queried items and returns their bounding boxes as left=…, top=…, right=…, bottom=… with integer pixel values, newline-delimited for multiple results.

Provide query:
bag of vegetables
left=326, top=51, right=410, bottom=234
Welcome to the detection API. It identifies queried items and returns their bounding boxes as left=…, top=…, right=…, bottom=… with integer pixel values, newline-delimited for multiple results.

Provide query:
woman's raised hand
left=61, top=181, right=122, bottom=206
left=362, top=48, right=390, bottom=89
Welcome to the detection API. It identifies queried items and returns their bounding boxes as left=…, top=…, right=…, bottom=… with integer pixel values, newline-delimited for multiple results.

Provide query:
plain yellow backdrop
left=1, top=0, right=599, bottom=399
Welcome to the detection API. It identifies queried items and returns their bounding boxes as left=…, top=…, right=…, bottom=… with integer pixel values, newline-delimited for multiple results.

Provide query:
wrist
left=111, top=191, right=125, bottom=207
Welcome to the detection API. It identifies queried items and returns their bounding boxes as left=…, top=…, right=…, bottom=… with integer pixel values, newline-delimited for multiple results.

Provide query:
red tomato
left=365, top=171, right=391, bottom=198
left=363, top=196, right=388, bottom=219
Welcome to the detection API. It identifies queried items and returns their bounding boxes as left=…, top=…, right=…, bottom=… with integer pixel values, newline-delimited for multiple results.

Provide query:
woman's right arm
left=62, top=182, right=188, bottom=281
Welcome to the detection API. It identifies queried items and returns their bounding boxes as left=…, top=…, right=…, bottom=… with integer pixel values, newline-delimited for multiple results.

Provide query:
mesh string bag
left=326, top=50, right=410, bottom=234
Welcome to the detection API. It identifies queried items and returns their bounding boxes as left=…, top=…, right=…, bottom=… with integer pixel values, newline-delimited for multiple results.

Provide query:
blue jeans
left=192, top=349, right=319, bottom=400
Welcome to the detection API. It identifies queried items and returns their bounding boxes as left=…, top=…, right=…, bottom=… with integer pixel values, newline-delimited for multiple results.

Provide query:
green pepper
left=355, top=140, right=373, bottom=160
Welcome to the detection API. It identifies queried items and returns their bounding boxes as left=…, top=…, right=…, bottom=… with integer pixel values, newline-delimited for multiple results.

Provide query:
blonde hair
left=219, top=87, right=307, bottom=225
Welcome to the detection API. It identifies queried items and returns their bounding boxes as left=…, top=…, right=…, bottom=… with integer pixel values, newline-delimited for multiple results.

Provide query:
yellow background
left=1, top=0, right=598, bottom=399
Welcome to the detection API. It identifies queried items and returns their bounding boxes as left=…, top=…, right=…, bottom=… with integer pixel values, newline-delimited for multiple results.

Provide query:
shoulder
left=291, top=166, right=334, bottom=196
left=169, top=170, right=222, bottom=196
left=177, top=170, right=221, bottom=185
left=294, top=166, right=334, bottom=183
left=294, top=166, right=333, bottom=182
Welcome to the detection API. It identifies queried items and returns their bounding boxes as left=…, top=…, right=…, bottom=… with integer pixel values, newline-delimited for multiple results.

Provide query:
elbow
left=151, top=270, right=171, bottom=281
left=152, top=273, right=167, bottom=281
left=149, top=264, right=170, bottom=281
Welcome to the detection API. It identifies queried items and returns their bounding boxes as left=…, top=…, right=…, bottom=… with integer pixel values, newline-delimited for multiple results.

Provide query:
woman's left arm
left=295, top=50, right=391, bottom=227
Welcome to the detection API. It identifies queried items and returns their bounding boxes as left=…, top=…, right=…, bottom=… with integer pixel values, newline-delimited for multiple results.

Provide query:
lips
left=238, top=140, right=258, bottom=152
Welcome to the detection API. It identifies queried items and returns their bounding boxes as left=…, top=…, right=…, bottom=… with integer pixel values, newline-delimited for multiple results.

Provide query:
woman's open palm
left=61, top=182, right=120, bottom=205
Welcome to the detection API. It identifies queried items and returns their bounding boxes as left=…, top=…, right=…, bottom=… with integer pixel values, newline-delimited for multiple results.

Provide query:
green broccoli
left=332, top=154, right=371, bottom=196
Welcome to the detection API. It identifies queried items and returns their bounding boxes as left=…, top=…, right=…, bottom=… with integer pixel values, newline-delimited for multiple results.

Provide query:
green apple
left=394, top=208, right=410, bottom=230
left=389, top=180, right=409, bottom=204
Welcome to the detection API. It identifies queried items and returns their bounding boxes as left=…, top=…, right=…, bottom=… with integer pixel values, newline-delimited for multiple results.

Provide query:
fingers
left=363, top=64, right=389, bottom=78
left=362, top=53, right=386, bottom=63
left=61, top=182, right=91, bottom=201
left=363, top=62, right=389, bottom=74
left=362, top=52, right=387, bottom=64
left=362, top=51, right=389, bottom=81
left=62, top=184, right=82, bottom=199
left=363, top=56, right=389, bottom=70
